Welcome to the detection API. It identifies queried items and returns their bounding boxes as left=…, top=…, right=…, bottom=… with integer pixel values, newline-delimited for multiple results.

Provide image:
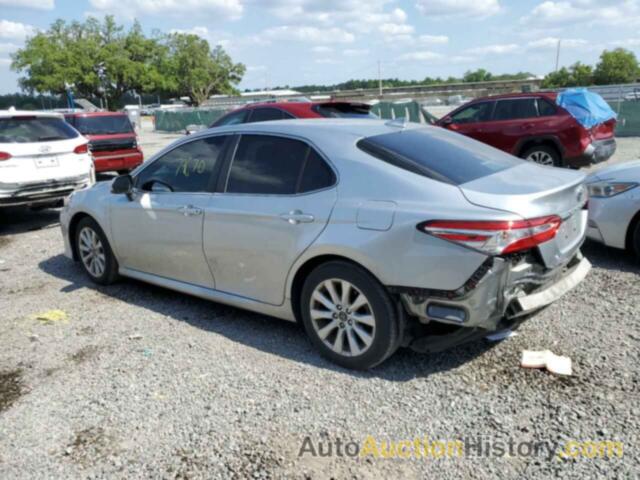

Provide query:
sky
left=1, top=0, right=640, bottom=94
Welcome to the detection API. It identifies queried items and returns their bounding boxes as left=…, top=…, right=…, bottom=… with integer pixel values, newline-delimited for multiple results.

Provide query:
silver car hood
left=587, top=160, right=640, bottom=182
left=459, top=163, right=586, bottom=219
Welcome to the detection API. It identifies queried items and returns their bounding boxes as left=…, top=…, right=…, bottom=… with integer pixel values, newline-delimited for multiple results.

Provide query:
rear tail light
left=0, top=152, right=11, bottom=161
left=74, top=143, right=89, bottom=154
left=418, top=216, right=562, bottom=255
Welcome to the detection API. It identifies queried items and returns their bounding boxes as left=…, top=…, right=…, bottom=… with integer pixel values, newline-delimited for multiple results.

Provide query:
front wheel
left=521, top=145, right=561, bottom=167
left=300, top=261, right=400, bottom=370
left=75, top=217, right=120, bottom=285
left=632, top=219, right=640, bottom=260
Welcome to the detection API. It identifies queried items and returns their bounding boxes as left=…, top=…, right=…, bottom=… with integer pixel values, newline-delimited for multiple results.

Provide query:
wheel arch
left=625, top=209, right=640, bottom=253
left=516, top=136, right=564, bottom=162
left=68, top=212, right=109, bottom=261
left=288, top=253, right=386, bottom=324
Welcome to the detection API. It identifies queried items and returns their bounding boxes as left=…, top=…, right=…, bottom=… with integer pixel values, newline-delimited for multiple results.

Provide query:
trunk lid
left=459, top=162, right=587, bottom=268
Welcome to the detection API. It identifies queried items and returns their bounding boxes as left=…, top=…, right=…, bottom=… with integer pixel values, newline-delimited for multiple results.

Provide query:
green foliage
left=11, top=16, right=245, bottom=108
left=541, top=62, right=594, bottom=88
left=594, top=48, right=640, bottom=85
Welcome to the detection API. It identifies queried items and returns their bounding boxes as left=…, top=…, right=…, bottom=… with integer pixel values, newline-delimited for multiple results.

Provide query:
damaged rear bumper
left=0, top=175, right=92, bottom=207
left=395, top=252, right=591, bottom=334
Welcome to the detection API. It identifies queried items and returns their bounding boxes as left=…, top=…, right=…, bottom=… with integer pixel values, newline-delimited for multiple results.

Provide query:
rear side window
left=537, top=98, right=557, bottom=116
left=450, top=102, right=494, bottom=124
left=493, top=99, right=538, bottom=121
left=0, top=117, right=79, bottom=143
left=226, top=135, right=334, bottom=195
left=212, top=109, right=248, bottom=127
left=357, top=127, right=519, bottom=185
left=247, top=108, right=287, bottom=123
left=72, top=115, right=134, bottom=135
left=314, top=103, right=376, bottom=118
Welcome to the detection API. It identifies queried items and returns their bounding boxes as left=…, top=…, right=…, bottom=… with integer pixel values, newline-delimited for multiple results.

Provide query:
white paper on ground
left=521, top=350, right=572, bottom=376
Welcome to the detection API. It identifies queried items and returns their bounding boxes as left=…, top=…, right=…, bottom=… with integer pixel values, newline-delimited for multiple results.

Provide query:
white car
left=587, top=161, right=640, bottom=258
left=0, top=109, right=94, bottom=208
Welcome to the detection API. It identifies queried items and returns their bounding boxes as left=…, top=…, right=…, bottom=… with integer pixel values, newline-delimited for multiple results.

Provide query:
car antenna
left=386, top=117, right=408, bottom=130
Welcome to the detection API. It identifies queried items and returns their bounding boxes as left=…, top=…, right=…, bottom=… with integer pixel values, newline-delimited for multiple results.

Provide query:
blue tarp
left=557, top=88, right=617, bottom=129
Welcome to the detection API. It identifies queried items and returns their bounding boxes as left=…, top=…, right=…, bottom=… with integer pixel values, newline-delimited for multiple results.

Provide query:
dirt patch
left=67, top=345, right=100, bottom=365
left=65, top=427, right=116, bottom=465
left=0, top=369, right=24, bottom=413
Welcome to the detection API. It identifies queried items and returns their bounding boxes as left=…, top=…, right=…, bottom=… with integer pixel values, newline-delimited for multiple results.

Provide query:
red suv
left=64, top=112, right=144, bottom=174
left=436, top=93, right=616, bottom=168
left=211, top=101, right=375, bottom=127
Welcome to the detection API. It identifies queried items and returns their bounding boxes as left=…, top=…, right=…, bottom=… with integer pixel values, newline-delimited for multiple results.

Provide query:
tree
left=463, top=69, right=493, bottom=83
left=541, top=62, right=593, bottom=88
left=594, top=48, right=640, bottom=85
left=11, top=16, right=169, bottom=107
left=165, top=33, right=245, bottom=106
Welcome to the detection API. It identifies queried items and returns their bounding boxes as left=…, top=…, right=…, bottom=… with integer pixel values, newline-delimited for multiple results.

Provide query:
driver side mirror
left=111, top=174, right=133, bottom=196
left=441, top=116, right=453, bottom=125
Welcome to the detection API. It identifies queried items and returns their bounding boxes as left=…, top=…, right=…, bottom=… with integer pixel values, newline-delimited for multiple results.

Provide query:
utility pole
left=378, top=60, right=382, bottom=98
left=555, top=39, right=562, bottom=72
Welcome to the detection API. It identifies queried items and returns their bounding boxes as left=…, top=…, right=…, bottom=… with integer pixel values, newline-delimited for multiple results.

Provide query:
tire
left=117, top=170, right=130, bottom=176
left=632, top=219, right=640, bottom=260
left=75, top=217, right=120, bottom=285
left=300, top=261, right=400, bottom=370
left=521, top=145, right=561, bottom=167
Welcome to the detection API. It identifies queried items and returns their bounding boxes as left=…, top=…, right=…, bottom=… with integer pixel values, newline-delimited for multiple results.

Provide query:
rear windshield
left=0, top=116, right=79, bottom=143
left=357, top=127, right=520, bottom=185
left=71, top=115, right=134, bottom=135
left=314, top=103, right=377, bottom=119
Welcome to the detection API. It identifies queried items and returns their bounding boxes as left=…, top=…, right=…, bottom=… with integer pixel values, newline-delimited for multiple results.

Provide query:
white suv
left=0, top=109, right=94, bottom=208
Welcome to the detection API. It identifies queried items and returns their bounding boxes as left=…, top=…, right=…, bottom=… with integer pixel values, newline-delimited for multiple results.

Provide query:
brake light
left=419, top=216, right=562, bottom=255
left=0, top=152, right=11, bottom=161
left=74, top=143, right=89, bottom=154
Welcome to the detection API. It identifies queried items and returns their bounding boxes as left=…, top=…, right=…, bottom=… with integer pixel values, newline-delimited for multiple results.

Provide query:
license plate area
left=34, top=156, right=59, bottom=168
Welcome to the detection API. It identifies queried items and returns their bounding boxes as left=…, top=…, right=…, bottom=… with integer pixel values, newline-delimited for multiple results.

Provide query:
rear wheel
left=117, top=169, right=130, bottom=176
left=75, top=217, right=119, bottom=285
left=300, top=261, right=400, bottom=370
left=521, top=145, right=561, bottom=167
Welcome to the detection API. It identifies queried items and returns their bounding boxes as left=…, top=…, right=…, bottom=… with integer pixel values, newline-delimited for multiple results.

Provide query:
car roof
left=0, top=109, right=63, bottom=119
left=64, top=111, right=128, bottom=117
left=471, top=92, right=558, bottom=102
left=200, top=118, right=422, bottom=143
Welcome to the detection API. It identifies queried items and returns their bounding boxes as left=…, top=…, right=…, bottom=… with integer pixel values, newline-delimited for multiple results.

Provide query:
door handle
left=178, top=205, right=203, bottom=217
left=280, top=210, right=314, bottom=225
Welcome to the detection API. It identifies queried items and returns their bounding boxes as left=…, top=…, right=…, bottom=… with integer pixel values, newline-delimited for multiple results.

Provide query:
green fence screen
left=154, top=108, right=227, bottom=132
left=611, top=100, right=640, bottom=137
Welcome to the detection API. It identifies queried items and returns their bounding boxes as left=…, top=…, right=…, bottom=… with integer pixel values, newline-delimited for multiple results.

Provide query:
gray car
left=60, top=119, right=591, bottom=369
left=586, top=160, right=640, bottom=258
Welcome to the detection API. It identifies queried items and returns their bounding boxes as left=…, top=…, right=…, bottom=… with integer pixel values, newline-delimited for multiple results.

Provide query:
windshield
left=0, top=117, right=79, bottom=143
left=357, top=127, right=520, bottom=185
left=314, top=103, right=377, bottom=119
left=72, top=115, right=134, bottom=135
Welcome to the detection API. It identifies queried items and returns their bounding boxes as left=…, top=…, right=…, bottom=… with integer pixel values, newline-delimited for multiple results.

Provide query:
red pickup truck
left=64, top=112, right=143, bottom=174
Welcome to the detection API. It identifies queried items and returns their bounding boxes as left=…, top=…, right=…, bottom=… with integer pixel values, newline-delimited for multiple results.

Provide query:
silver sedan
left=587, top=160, right=640, bottom=258
left=60, top=119, right=591, bottom=369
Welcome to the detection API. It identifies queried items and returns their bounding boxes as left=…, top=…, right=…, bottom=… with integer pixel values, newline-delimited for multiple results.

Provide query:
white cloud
left=0, top=57, right=11, bottom=66
left=262, top=25, right=355, bottom=44
left=312, top=45, right=333, bottom=53
left=343, top=48, right=369, bottom=57
left=418, top=34, right=449, bottom=45
left=527, top=37, right=588, bottom=49
left=0, top=42, right=19, bottom=53
left=0, top=0, right=54, bottom=9
left=521, top=0, right=640, bottom=27
left=467, top=43, right=519, bottom=55
left=246, top=65, right=266, bottom=72
left=315, top=58, right=342, bottom=65
left=0, top=20, right=36, bottom=41
left=379, top=23, right=414, bottom=36
left=399, top=51, right=444, bottom=61
left=415, top=0, right=501, bottom=17
left=89, top=0, right=243, bottom=20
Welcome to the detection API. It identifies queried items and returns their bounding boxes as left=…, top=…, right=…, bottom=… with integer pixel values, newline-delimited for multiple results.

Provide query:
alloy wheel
left=527, top=150, right=554, bottom=166
left=309, top=279, right=376, bottom=357
left=78, top=226, right=106, bottom=278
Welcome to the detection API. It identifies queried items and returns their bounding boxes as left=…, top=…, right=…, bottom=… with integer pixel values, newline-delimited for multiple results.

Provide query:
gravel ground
left=0, top=134, right=639, bottom=479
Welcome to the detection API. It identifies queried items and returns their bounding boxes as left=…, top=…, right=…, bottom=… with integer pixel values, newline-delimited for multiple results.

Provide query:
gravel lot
left=0, top=131, right=639, bottom=478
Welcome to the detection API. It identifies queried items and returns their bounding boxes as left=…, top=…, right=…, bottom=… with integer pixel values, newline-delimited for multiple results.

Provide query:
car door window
left=135, top=136, right=228, bottom=193
left=212, top=110, right=248, bottom=127
left=493, top=99, right=538, bottom=121
left=226, top=135, right=330, bottom=195
left=450, top=102, right=494, bottom=124
left=247, top=108, right=286, bottom=123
